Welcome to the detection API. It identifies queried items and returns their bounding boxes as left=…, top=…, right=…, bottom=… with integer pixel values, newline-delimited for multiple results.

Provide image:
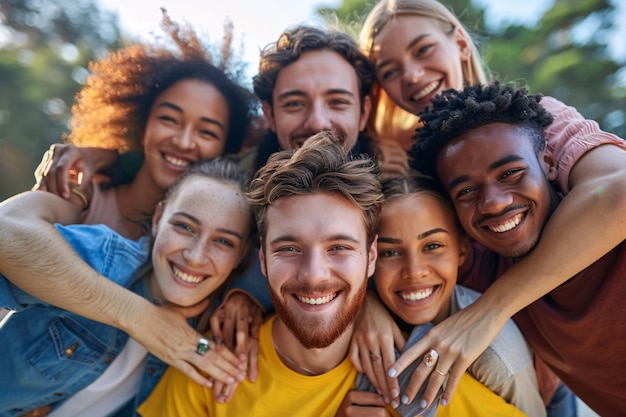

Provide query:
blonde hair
left=359, top=0, right=489, bottom=142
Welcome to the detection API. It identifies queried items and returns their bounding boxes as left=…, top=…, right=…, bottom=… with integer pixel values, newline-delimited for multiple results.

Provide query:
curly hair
left=409, top=82, right=554, bottom=178
left=252, top=25, right=374, bottom=108
left=67, top=9, right=254, bottom=155
left=247, top=131, right=383, bottom=245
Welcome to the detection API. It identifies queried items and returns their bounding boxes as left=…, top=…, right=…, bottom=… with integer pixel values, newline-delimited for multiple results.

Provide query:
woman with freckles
left=0, top=158, right=254, bottom=417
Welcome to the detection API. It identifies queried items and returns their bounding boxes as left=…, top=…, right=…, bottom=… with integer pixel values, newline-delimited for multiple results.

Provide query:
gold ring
left=434, top=368, right=447, bottom=377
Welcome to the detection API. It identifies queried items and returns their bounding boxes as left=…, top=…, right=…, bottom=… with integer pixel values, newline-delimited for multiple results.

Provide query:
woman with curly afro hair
left=36, top=9, right=255, bottom=240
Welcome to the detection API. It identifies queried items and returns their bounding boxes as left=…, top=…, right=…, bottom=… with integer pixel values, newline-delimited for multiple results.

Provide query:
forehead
left=265, top=192, right=366, bottom=241
left=381, top=193, right=455, bottom=229
left=272, top=50, right=361, bottom=99
left=166, top=177, right=249, bottom=225
left=436, top=123, right=536, bottom=178
left=373, top=14, right=446, bottom=56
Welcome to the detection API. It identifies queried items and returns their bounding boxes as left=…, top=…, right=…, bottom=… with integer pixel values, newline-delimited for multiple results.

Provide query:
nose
left=477, top=184, right=513, bottom=215
left=303, top=102, right=333, bottom=133
left=402, top=252, right=429, bottom=280
left=172, top=127, right=196, bottom=150
left=298, top=249, right=331, bottom=284
left=402, top=61, right=425, bottom=85
left=183, top=241, right=209, bottom=266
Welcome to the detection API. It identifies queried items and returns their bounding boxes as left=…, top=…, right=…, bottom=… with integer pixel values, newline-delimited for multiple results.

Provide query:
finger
left=235, top=314, right=249, bottom=356
left=247, top=336, right=259, bottom=382
left=250, top=307, right=263, bottom=339
left=349, top=341, right=365, bottom=372
left=359, top=343, right=381, bottom=395
left=381, top=345, right=400, bottom=407
left=209, top=309, right=224, bottom=341
left=173, top=359, right=214, bottom=388
left=370, top=349, right=392, bottom=404
left=440, top=365, right=463, bottom=407
left=222, top=313, right=236, bottom=350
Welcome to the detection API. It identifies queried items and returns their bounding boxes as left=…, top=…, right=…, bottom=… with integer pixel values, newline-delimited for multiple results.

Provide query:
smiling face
left=436, top=123, right=559, bottom=258
left=375, top=193, right=466, bottom=325
left=142, top=79, right=230, bottom=191
left=259, top=192, right=377, bottom=349
left=372, top=14, right=469, bottom=115
left=262, top=50, right=370, bottom=151
left=149, top=175, right=251, bottom=307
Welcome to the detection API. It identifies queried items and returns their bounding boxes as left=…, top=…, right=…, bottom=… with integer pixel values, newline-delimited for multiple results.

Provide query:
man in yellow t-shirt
left=139, top=132, right=382, bottom=417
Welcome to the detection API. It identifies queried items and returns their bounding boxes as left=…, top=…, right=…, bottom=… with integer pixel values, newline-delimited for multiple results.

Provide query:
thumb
left=167, top=298, right=210, bottom=319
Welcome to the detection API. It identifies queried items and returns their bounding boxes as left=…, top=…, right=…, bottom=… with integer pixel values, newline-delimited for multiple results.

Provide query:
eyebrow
left=276, top=88, right=356, bottom=102
left=375, top=33, right=431, bottom=71
left=157, top=102, right=225, bottom=130
left=173, top=212, right=243, bottom=240
left=445, top=154, right=525, bottom=191
left=269, top=233, right=360, bottom=246
left=378, top=227, right=449, bottom=243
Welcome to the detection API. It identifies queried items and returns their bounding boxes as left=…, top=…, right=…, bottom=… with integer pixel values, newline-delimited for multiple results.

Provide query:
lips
left=163, top=153, right=191, bottom=169
left=398, top=286, right=434, bottom=302
left=409, top=80, right=441, bottom=102
left=296, top=292, right=338, bottom=305
left=172, top=264, right=205, bottom=284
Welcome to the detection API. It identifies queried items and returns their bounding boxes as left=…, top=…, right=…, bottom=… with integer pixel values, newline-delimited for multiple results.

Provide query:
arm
left=391, top=143, right=626, bottom=407
left=0, top=191, right=242, bottom=387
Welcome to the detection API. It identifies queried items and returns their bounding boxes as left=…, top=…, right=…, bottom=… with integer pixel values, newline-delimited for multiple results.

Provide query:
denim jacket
left=0, top=224, right=167, bottom=417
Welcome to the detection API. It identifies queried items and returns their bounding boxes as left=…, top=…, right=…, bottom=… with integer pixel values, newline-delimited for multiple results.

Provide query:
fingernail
left=391, top=388, right=399, bottom=398
left=401, top=395, right=409, bottom=405
left=419, top=399, right=427, bottom=408
left=226, top=377, right=235, bottom=384
left=388, top=368, right=397, bottom=377
left=237, top=373, right=245, bottom=382
left=383, top=396, right=389, bottom=404
left=441, top=399, right=448, bottom=406
left=391, top=400, right=399, bottom=408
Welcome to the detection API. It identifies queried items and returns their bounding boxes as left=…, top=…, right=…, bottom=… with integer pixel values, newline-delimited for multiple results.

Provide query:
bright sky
left=98, top=0, right=626, bottom=84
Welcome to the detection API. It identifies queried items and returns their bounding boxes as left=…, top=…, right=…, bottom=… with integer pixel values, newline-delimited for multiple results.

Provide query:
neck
left=271, top=317, right=352, bottom=376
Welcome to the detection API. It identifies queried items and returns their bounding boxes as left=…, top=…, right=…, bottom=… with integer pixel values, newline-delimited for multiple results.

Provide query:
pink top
left=79, top=175, right=132, bottom=238
left=541, top=96, right=626, bottom=194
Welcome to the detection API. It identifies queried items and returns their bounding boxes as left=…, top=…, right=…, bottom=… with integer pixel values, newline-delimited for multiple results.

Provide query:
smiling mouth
left=172, top=264, right=205, bottom=284
left=163, top=153, right=190, bottom=169
left=296, top=293, right=338, bottom=305
left=410, top=80, right=441, bottom=102
left=486, top=213, right=524, bottom=233
left=399, top=287, right=434, bottom=302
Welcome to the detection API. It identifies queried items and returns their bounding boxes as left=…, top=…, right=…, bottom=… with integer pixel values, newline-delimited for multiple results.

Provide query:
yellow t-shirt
left=435, top=372, right=529, bottom=417
left=138, top=315, right=357, bottom=417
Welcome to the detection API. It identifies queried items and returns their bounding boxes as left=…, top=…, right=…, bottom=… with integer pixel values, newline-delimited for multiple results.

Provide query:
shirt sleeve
left=541, top=96, right=626, bottom=194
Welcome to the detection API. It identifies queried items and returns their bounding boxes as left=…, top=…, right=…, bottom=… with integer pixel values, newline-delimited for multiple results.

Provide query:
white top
left=48, top=338, right=148, bottom=417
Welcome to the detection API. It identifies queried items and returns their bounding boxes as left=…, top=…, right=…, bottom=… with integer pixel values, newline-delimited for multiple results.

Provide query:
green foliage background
left=1, top=0, right=624, bottom=200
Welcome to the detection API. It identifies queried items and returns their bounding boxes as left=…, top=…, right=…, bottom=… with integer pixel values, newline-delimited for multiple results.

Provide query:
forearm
left=0, top=209, right=150, bottom=332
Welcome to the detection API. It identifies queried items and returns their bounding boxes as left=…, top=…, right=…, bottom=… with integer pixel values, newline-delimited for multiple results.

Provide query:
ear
left=541, top=148, right=558, bottom=182
left=151, top=201, right=165, bottom=237
left=258, top=240, right=268, bottom=277
left=454, top=27, right=471, bottom=62
left=262, top=101, right=277, bottom=133
left=366, top=235, right=378, bottom=278
left=358, top=95, right=372, bottom=132
left=457, top=233, right=470, bottom=267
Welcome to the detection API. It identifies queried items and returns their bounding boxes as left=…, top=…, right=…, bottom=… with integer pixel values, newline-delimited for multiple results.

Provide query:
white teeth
left=173, top=265, right=204, bottom=284
left=297, top=293, right=337, bottom=305
left=164, top=154, right=189, bottom=168
left=400, top=287, right=433, bottom=301
left=488, top=213, right=523, bottom=233
left=412, top=81, right=439, bottom=101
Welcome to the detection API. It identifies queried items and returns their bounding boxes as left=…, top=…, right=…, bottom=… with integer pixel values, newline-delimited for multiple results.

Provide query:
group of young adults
left=1, top=0, right=625, bottom=416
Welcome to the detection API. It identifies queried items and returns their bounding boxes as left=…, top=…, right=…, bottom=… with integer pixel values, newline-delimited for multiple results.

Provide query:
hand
left=127, top=300, right=247, bottom=388
left=375, top=140, right=410, bottom=178
left=335, top=390, right=391, bottom=417
left=18, top=406, right=51, bottom=417
left=210, top=336, right=259, bottom=403
left=388, top=301, right=507, bottom=409
left=350, top=291, right=405, bottom=407
left=33, top=144, right=118, bottom=199
left=210, top=291, right=263, bottom=382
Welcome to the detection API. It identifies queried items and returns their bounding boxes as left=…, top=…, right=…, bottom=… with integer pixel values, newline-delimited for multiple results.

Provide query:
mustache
left=281, top=281, right=348, bottom=296
left=476, top=204, right=527, bottom=225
